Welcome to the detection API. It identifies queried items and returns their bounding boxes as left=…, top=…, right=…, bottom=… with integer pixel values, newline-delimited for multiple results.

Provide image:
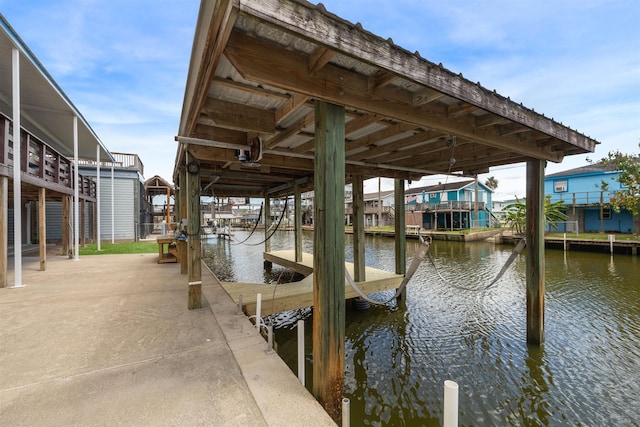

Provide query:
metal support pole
left=73, top=115, right=79, bottom=261
left=96, top=145, right=101, bottom=251
left=11, top=48, right=24, bottom=288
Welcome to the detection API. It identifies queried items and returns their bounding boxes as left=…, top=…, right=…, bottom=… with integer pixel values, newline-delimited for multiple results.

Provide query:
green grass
left=546, top=232, right=640, bottom=241
left=79, top=242, right=158, bottom=255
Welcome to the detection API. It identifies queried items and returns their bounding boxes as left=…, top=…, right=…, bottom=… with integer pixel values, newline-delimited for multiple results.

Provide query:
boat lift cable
left=426, top=238, right=527, bottom=291
left=345, top=235, right=526, bottom=303
left=245, top=198, right=288, bottom=247
left=231, top=203, right=263, bottom=245
left=345, top=236, right=431, bottom=305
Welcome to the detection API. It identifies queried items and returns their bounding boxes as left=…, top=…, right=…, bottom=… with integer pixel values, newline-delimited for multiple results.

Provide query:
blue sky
left=1, top=0, right=638, bottom=200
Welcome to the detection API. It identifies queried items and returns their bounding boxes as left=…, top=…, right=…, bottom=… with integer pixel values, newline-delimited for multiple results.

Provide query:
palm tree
left=484, top=176, right=498, bottom=190
left=504, top=196, right=568, bottom=234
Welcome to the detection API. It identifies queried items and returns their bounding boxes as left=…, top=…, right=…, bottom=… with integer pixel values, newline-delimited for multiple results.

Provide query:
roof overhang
left=176, top=0, right=598, bottom=198
left=0, top=14, right=113, bottom=162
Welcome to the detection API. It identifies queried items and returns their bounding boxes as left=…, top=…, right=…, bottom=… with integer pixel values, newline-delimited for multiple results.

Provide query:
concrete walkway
left=0, top=254, right=336, bottom=426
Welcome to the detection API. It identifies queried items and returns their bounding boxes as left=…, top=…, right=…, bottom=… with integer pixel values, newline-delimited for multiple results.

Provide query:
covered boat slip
left=219, top=249, right=404, bottom=316
left=174, top=0, right=598, bottom=419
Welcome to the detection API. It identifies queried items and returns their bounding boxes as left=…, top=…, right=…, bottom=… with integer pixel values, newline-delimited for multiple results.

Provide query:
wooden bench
left=157, top=236, right=178, bottom=264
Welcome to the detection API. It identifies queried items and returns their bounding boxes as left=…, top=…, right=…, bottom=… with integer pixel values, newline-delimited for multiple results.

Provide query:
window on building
left=601, top=208, right=612, bottom=220
left=554, top=180, right=568, bottom=192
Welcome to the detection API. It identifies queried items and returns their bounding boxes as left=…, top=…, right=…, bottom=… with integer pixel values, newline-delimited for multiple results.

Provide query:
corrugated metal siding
left=46, top=201, right=64, bottom=241
left=99, top=178, right=136, bottom=240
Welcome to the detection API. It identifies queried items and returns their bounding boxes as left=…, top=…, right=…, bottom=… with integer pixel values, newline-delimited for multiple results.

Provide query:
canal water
left=202, top=230, right=640, bottom=426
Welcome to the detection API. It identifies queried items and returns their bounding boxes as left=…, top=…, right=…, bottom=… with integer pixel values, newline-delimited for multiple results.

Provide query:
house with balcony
left=345, top=189, right=395, bottom=227
left=545, top=163, right=637, bottom=234
left=1, top=14, right=116, bottom=287
left=404, top=179, right=494, bottom=230
left=79, top=153, right=149, bottom=241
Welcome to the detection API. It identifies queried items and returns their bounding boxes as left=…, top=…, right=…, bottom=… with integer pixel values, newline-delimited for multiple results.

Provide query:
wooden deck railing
left=1, top=115, right=96, bottom=198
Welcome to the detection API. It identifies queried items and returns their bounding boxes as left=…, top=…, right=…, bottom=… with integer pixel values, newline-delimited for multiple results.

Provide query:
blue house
left=405, top=179, right=495, bottom=230
left=545, top=163, right=636, bottom=234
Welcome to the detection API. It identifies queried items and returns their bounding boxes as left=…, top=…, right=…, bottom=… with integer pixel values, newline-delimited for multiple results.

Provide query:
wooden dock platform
left=218, top=250, right=404, bottom=316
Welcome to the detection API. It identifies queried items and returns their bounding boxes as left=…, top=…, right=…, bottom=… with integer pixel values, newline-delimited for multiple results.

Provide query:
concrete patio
left=0, top=253, right=335, bottom=426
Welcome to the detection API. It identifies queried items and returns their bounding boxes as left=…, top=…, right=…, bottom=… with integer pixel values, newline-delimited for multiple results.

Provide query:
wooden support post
left=264, top=195, right=271, bottom=252
left=295, top=185, right=302, bottom=262
left=0, top=176, right=7, bottom=287
left=353, top=175, right=365, bottom=282
left=178, top=167, right=188, bottom=274
left=186, top=152, right=202, bottom=310
left=526, top=159, right=545, bottom=345
left=93, top=200, right=98, bottom=244
left=394, top=179, right=407, bottom=300
left=39, top=187, right=46, bottom=271
left=312, top=101, right=345, bottom=422
left=80, top=198, right=86, bottom=247
left=166, top=187, right=171, bottom=225
left=264, top=195, right=272, bottom=270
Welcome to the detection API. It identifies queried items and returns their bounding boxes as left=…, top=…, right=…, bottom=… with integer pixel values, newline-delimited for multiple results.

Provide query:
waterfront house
left=1, top=14, right=115, bottom=287
left=404, top=179, right=495, bottom=230
left=345, top=188, right=395, bottom=227
left=79, top=153, right=149, bottom=241
left=545, top=163, right=636, bottom=234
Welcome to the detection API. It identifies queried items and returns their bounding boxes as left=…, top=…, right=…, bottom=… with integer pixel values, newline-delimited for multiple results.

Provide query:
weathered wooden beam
left=312, top=101, right=345, bottom=423
left=265, top=111, right=314, bottom=149
left=412, top=88, right=444, bottom=107
left=394, top=179, right=406, bottom=300
left=308, top=46, right=336, bottom=75
left=186, top=152, right=202, bottom=310
left=276, top=92, right=310, bottom=123
left=368, top=69, right=396, bottom=93
left=203, top=98, right=276, bottom=134
left=237, top=0, right=596, bottom=153
left=39, top=187, right=46, bottom=271
left=225, top=31, right=571, bottom=162
left=184, top=0, right=238, bottom=136
left=526, top=158, right=545, bottom=345
left=352, top=175, right=365, bottom=282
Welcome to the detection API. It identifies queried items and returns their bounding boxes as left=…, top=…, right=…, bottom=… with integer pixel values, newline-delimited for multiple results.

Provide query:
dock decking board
left=220, top=250, right=404, bottom=316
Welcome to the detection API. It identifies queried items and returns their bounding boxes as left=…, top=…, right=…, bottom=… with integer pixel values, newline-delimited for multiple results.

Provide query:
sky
left=1, top=0, right=638, bottom=200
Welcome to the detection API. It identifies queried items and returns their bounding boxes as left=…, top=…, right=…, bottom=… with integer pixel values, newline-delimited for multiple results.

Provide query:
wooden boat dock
left=218, top=250, right=404, bottom=316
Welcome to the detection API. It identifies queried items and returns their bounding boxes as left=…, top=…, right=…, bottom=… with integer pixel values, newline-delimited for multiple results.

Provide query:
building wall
left=545, top=169, right=634, bottom=233
left=80, top=167, right=143, bottom=241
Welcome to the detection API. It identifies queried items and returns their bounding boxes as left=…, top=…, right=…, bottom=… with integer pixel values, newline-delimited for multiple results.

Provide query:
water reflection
left=203, top=231, right=640, bottom=426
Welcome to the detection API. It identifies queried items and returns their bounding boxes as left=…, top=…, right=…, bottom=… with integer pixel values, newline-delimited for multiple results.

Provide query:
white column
left=96, top=145, right=101, bottom=251
left=111, top=163, right=115, bottom=243
left=73, top=116, right=80, bottom=261
left=11, top=48, right=24, bottom=288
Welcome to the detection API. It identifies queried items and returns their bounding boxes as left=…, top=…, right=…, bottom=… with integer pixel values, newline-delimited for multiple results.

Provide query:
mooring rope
left=345, top=236, right=431, bottom=305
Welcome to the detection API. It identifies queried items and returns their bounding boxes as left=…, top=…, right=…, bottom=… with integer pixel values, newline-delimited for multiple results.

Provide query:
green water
left=203, top=231, right=640, bottom=426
